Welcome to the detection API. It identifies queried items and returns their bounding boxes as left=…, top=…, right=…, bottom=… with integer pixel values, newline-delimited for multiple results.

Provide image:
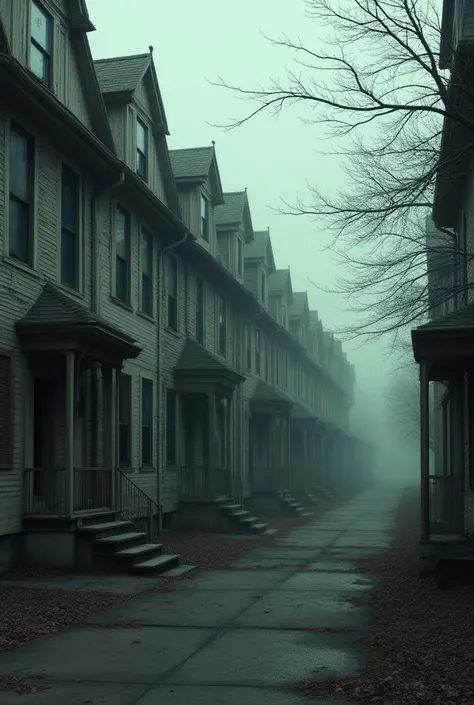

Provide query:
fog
left=86, top=0, right=421, bottom=486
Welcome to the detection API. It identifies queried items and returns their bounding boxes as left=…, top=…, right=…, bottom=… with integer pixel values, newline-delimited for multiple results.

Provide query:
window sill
left=166, top=327, right=182, bottom=339
left=118, top=466, right=135, bottom=474
left=56, top=282, right=84, bottom=300
left=164, top=464, right=181, bottom=471
left=110, top=295, right=134, bottom=313
left=137, top=310, right=156, bottom=324
left=139, top=466, right=156, bottom=473
left=2, top=256, right=39, bottom=279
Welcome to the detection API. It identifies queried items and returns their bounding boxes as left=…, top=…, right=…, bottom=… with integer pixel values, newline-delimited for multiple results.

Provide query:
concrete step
left=79, top=520, right=133, bottom=538
left=132, top=553, right=180, bottom=575
left=160, top=564, right=197, bottom=578
left=240, top=516, right=259, bottom=524
left=222, top=504, right=241, bottom=512
left=231, top=510, right=250, bottom=519
left=250, top=522, right=268, bottom=534
left=115, top=542, right=163, bottom=566
left=95, top=531, right=147, bottom=553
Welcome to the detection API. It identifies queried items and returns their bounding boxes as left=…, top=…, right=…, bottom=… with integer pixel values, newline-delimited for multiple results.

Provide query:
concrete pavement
left=0, top=486, right=400, bottom=704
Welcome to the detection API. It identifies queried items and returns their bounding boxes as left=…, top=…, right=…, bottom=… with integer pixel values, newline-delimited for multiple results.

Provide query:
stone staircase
left=279, top=490, right=313, bottom=517
left=76, top=512, right=180, bottom=575
left=217, top=497, right=272, bottom=535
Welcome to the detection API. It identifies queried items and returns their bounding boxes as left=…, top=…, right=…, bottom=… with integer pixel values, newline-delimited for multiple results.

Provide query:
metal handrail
left=116, top=469, right=160, bottom=541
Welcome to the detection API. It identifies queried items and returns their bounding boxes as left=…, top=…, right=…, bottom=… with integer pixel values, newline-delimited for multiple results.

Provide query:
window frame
left=218, top=294, right=227, bottom=356
left=166, top=254, right=179, bottom=331
left=140, top=226, right=154, bottom=316
left=246, top=323, right=252, bottom=371
left=60, top=162, right=81, bottom=291
left=8, top=123, right=35, bottom=267
left=166, top=389, right=177, bottom=466
left=140, top=377, right=153, bottom=468
left=260, top=269, right=266, bottom=304
left=118, top=373, right=132, bottom=468
left=255, top=328, right=261, bottom=374
left=29, top=0, right=53, bottom=87
left=136, top=117, right=148, bottom=182
left=200, top=194, right=210, bottom=241
left=237, top=237, right=244, bottom=276
left=196, top=276, right=205, bottom=344
left=115, top=205, right=131, bottom=305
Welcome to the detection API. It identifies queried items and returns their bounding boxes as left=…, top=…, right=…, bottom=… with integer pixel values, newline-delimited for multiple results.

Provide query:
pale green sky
left=86, top=0, right=411, bottom=459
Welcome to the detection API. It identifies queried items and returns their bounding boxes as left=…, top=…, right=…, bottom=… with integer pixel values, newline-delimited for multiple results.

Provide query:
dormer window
left=237, top=237, right=243, bottom=276
left=200, top=195, right=210, bottom=241
left=260, top=270, right=266, bottom=304
left=136, top=118, right=148, bottom=181
left=30, top=1, right=52, bottom=87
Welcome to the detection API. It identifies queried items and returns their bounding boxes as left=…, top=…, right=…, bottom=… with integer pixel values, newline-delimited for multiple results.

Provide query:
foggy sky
left=86, top=0, right=407, bottom=463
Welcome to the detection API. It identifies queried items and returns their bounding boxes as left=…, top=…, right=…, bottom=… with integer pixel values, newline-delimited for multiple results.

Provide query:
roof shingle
left=289, top=292, right=308, bottom=317
left=415, top=303, right=474, bottom=331
left=251, top=380, right=292, bottom=405
left=169, top=147, right=214, bottom=181
left=175, top=338, right=233, bottom=372
left=215, top=192, right=247, bottom=227
left=94, top=53, right=150, bottom=94
left=268, top=269, right=290, bottom=292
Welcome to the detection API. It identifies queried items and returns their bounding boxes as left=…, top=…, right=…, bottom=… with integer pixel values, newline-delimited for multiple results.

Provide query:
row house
left=411, top=0, right=474, bottom=571
left=0, top=0, right=367, bottom=574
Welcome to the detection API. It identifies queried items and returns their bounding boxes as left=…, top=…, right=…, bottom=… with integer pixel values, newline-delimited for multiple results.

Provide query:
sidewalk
left=0, top=487, right=401, bottom=704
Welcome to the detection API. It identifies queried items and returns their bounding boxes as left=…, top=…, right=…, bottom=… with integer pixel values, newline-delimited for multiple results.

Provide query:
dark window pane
left=218, top=296, right=226, bottom=355
left=166, top=391, right=176, bottom=465
left=119, top=426, right=130, bottom=467
left=10, top=130, right=30, bottom=200
left=30, top=43, right=49, bottom=84
left=116, top=258, right=128, bottom=302
left=61, top=228, right=77, bottom=288
left=31, top=1, right=51, bottom=50
left=142, top=274, right=152, bottom=315
left=140, top=229, right=152, bottom=276
left=137, top=120, right=147, bottom=152
left=196, top=277, right=204, bottom=343
left=9, top=199, right=30, bottom=263
left=136, top=151, right=147, bottom=180
left=167, top=256, right=177, bottom=296
left=61, top=166, right=79, bottom=233
left=141, top=427, right=151, bottom=466
left=141, top=379, right=153, bottom=466
left=168, top=295, right=177, bottom=330
left=115, top=209, right=128, bottom=259
left=119, top=374, right=131, bottom=467
left=115, top=208, right=130, bottom=302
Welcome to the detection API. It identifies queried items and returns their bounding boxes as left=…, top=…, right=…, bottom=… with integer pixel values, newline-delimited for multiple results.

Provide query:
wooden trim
left=0, top=351, right=14, bottom=470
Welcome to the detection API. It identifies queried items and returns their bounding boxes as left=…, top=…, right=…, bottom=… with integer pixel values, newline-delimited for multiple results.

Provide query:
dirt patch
left=291, top=488, right=474, bottom=705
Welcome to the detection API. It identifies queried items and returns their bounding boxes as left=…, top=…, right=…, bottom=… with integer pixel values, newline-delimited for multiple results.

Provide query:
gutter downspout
left=90, top=171, right=125, bottom=469
left=157, top=231, right=188, bottom=531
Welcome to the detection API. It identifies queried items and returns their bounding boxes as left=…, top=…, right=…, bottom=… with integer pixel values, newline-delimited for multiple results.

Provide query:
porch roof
left=15, top=283, right=141, bottom=363
left=412, top=303, right=474, bottom=379
left=291, top=400, right=317, bottom=420
left=174, top=338, right=245, bottom=394
left=251, top=380, right=293, bottom=414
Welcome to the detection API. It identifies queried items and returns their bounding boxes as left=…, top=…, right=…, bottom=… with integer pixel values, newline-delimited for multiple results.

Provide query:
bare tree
left=215, top=0, right=474, bottom=339
left=387, top=363, right=436, bottom=449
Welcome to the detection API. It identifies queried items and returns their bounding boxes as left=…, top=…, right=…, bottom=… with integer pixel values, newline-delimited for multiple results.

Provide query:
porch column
left=207, top=392, right=217, bottom=498
left=420, top=360, right=430, bottom=542
left=65, top=351, right=75, bottom=517
left=103, top=365, right=117, bottom=509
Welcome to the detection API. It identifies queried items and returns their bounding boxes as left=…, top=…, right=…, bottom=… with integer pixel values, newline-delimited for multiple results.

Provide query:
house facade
left=0, top=0, right=369, bottom=573
left=411, top=0, right=474, bottom=567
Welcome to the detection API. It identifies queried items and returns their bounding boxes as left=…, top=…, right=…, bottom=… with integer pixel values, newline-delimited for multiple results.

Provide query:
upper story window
left=115, top=206, right=131, bottom=304
left=166, top=390, right=177, bottom=465
left=282, top=303, right=287, bottom=328
left=140, top=228, right=153, bottom=316
left=119, top=373, right=132, bottom=467
left=218, top=294, right=227, bottom=356
left=9, top=125, right=34, bottom=266
left=167, top=255, right=178, bottom=330
left=260, top=270, right=266, bottom=304
left=136, top=118, right=148, bottom=182
left=246, top=323, right=252, bottom=371
left=255, top=329, right=261, bottom=374
left=200, top=195, right=210, bottom=241
left=265, top=340, right=270, bottom=382
left=60, top=164, right=80, bottom=290
left=196, top=276, right=205, bottom=344
left=30, top=1, right=52, bottom=87
left=141, top=378, right=153, bottom=467
left=237, top=238, right=243, bottom=276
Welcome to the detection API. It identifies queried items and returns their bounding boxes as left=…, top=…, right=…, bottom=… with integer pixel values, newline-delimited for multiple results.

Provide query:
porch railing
left=116, top=470, right=159, bottom=541
left=23, top=467, right=113, bottom=516
left=429, top=474, right=464, bottom=535
left=181, top=464, right=208, bottom=499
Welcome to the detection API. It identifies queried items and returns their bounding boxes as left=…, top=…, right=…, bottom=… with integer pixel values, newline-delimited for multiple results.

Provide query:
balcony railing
left=429, top=474, right=464, bottom=535
left=24, top=467, right=113, bottom=517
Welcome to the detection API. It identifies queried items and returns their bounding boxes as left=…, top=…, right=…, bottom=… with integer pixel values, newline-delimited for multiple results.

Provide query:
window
left=0, top=353, right=13, bottom=469
left=9, top=125, right=34, bottom=265
left=140, top=228, right=153, bottom=315
left=200, top=195, right=209, bottom=241
left=196, top=276, right=204, bottom=344
left=284, top=353, right=288, bottom=389
left=141, top=378, right=153, bottom=467
left=119, top=374, right=132, bottom=467
left=30, top=1, right=52, bottom=86
left=260, top=270, right=266, bottom=304
left=265, top=340, right=270, bottom=382
left=115, top=207, right=131, bottom=303
left=218, top=294, right=227, bottom=356
left=166, top=390, right=177, bottom=465
left=167, top=255, right=178, bottom=330
left=237, top=238, right=243, bottom=276
left=246, top=323, right=252, bottom=371
left=60, top=164, right=80, bottom=289
left=255, top=329, right=261, bottom=374
left=136, top=118, right=148, bottom=181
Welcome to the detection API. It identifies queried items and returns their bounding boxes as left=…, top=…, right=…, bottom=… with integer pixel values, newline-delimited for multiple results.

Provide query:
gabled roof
left=215, top=191, right=254, bottom=241
left=251, top=380, right=292, bottom=406
left=94, top=53, right=151, bottom=96
left=244, top=229, right=276, bottom=272
left=175, top=338, right=233, bottom=372
left=16, top=283, right=135, bottom=341
left=174, top=338, right=245, bottom=392
left=291, top=400, right=316, bottom=420
left=169, top=145, right=224, bottom=205
left=289, top=292, right=309, bottom=317
left=309, top=310, right=320, bottom=328
left=268, top=268, right=293, bottom=305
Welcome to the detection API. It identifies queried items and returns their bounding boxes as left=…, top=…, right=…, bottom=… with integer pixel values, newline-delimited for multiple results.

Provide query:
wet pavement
left=0, top=485, right=400, bottom=704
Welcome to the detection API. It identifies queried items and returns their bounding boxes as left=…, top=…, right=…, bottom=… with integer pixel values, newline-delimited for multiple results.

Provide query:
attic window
left=30, top=1, right=52, bottom=87
left=136, top=118, right=148, bottom=182
left=200, top=195, right=210, bottom=241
